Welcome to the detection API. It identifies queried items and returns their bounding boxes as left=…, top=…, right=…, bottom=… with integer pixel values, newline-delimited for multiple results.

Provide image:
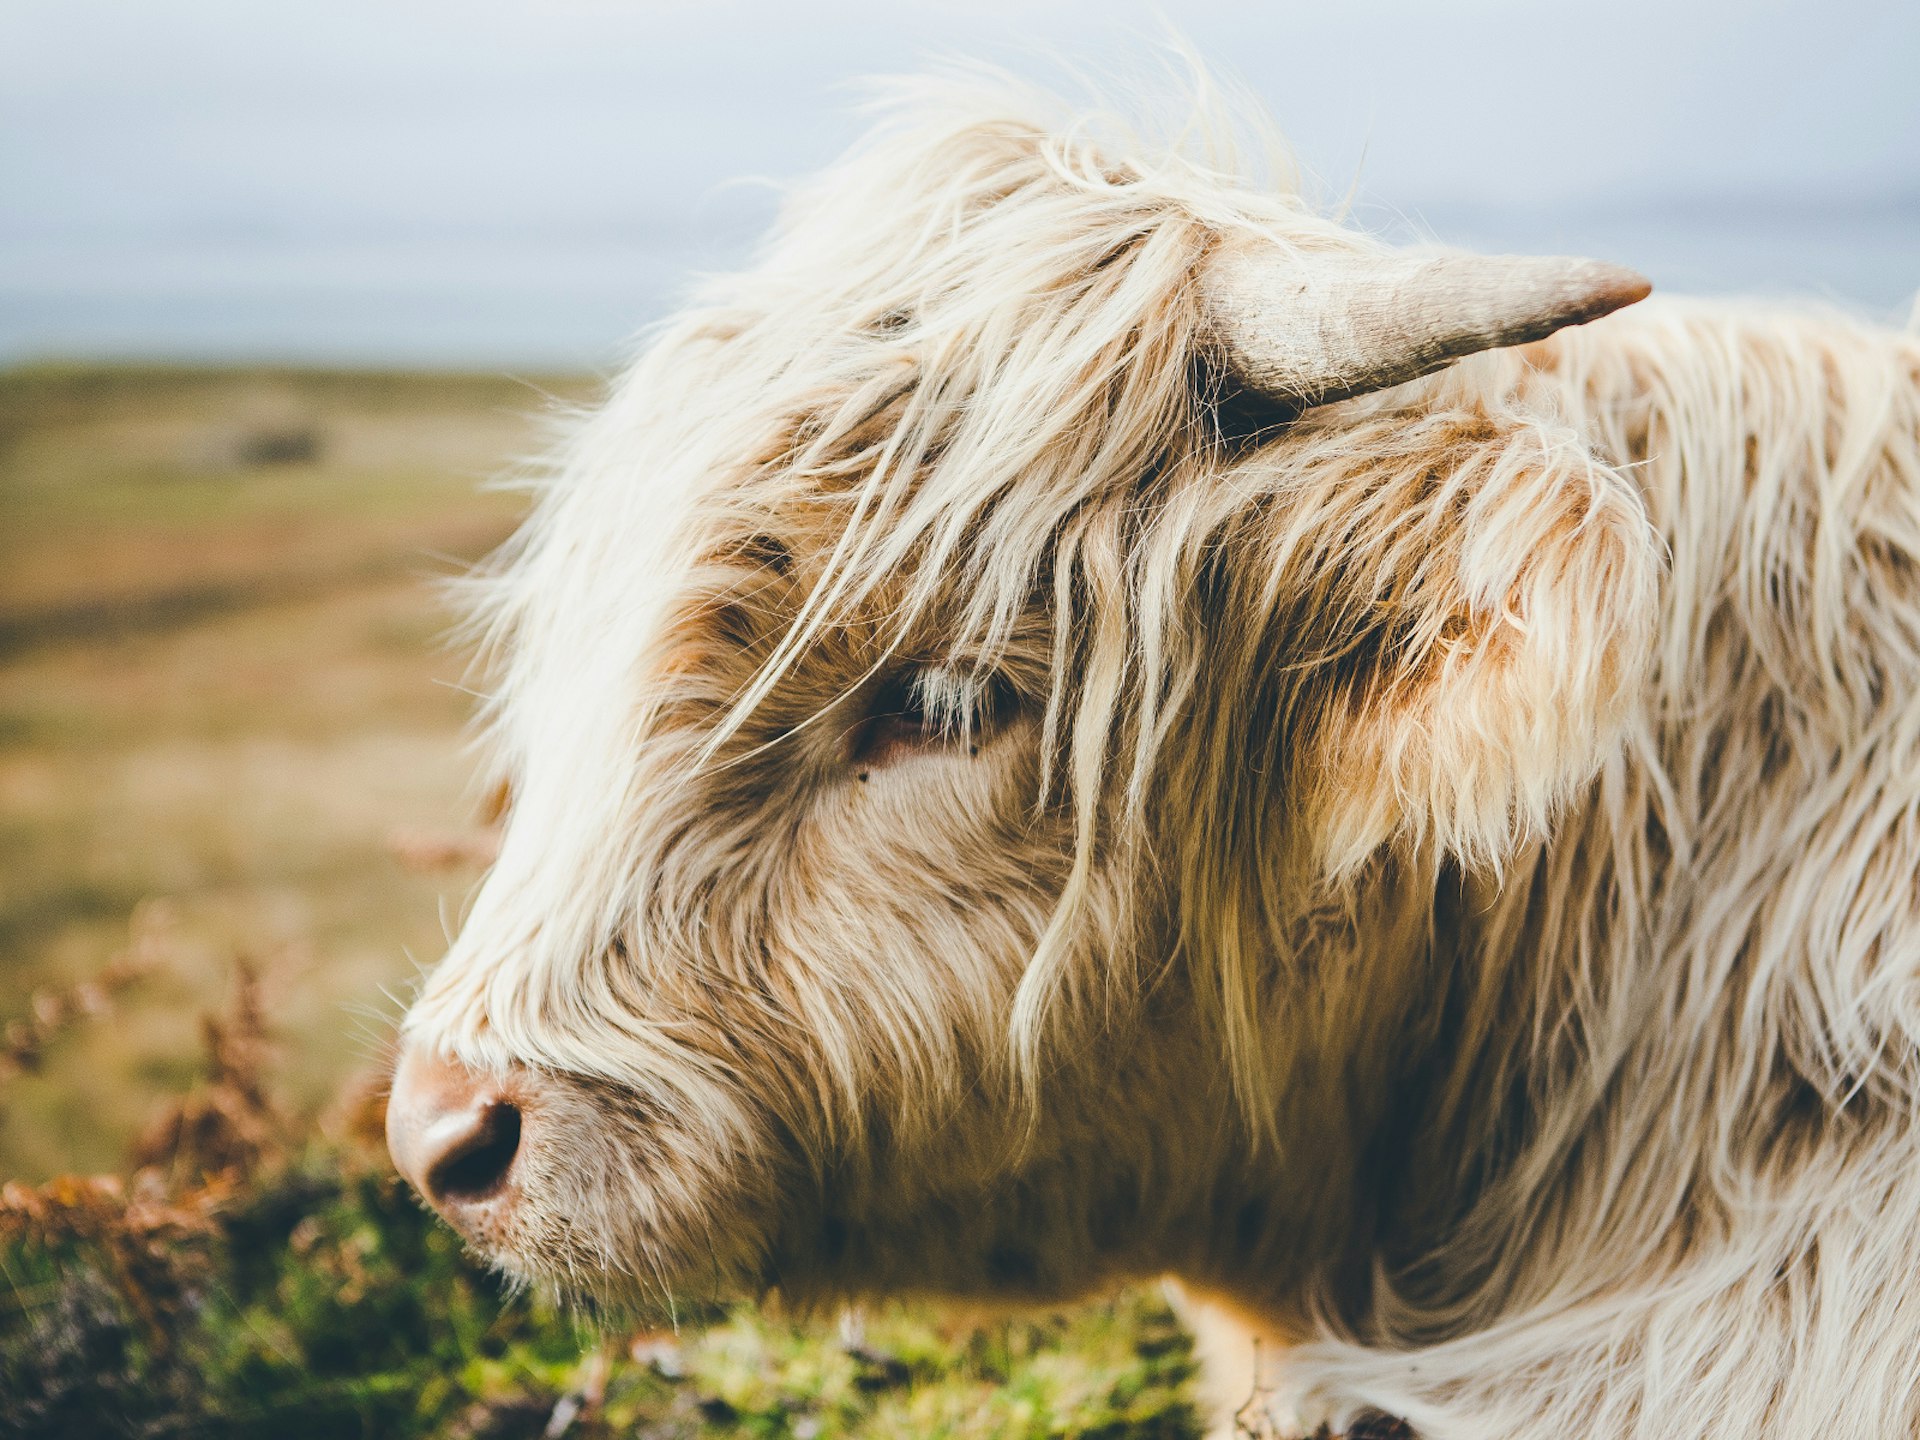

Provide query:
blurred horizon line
left=6, top=192, right=1913, bottom=373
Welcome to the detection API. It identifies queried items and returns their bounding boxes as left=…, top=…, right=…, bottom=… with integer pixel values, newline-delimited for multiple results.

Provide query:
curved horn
left=1202, top=239, right=1652, bottom=408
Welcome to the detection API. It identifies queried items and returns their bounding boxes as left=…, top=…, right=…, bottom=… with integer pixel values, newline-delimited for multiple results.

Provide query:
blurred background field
left=0, top=363, right=582, bottom=1180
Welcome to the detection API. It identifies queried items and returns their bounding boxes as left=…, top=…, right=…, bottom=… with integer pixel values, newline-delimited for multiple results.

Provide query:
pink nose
left=386, top=1045, right=525, bottom=1234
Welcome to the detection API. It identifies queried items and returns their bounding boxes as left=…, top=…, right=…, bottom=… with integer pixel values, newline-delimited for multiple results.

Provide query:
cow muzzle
left=386, top=1044, right=532, bottom=1245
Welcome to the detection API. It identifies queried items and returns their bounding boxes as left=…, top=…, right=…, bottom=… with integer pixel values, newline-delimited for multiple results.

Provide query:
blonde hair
left=408, top=68, right=1920, bottom=1438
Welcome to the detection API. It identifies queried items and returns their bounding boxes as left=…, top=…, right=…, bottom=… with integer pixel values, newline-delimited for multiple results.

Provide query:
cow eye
left=849, top=665, right=1016, bottom=770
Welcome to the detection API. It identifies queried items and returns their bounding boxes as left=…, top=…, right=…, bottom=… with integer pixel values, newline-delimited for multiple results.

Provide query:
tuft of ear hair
left=1299, top=409, right=1661, bottom=876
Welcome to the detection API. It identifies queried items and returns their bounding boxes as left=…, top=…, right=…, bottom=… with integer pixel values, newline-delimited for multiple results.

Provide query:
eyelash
left=849, top=666, right=1017, bottom=769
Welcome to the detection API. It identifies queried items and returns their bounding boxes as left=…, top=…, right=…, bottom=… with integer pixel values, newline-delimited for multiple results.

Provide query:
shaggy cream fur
left=397, top=72, right=1920, bottom=1438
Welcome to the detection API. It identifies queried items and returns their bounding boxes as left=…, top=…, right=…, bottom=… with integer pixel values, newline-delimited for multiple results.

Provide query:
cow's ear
left=1286, top=406, right=1662, bottom=876
left=1190, top=233, right=1657, bottom=872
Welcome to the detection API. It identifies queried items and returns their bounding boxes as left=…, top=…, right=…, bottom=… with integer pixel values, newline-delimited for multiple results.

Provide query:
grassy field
left=0, top=363, right=577, bottom=1176
left=0, top=364, right=1210, bottom=1438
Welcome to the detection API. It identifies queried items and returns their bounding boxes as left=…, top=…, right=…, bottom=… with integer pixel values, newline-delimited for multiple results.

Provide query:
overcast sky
left=3, top=0, right=1916, bottom=366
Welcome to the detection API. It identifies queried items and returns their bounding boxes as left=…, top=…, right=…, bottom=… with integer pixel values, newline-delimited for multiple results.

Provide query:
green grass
left=11, top=1205, right=1198, bottom=1439
left=0, top=973, right=1201, bottom=1439
left=2, top=1160, right=1198, bottom=1439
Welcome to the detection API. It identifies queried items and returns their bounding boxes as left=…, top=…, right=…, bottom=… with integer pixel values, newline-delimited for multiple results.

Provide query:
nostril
left=426, top=1100, right=522, bottom=1204
left=386, top=1047, right=536, bottom=1224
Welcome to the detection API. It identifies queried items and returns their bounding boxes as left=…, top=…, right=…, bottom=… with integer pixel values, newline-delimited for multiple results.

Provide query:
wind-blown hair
left=397, top=66, right=1920, bottom=1440
left=440, top=74, right=1651, bottom=1127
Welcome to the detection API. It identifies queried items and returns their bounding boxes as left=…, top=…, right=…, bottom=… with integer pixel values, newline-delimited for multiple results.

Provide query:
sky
left=2, top=0, right=1916, bottom=368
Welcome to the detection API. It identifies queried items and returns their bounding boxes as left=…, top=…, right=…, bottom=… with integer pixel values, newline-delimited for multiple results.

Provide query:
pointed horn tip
left=1569, top=260, right=1653, bottom=320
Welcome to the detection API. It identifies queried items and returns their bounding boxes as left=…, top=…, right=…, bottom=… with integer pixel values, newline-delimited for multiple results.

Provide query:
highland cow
left=387, top=75, right=1920, bottom=1438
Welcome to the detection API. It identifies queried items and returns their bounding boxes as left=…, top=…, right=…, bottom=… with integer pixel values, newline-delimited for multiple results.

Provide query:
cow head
left=387, top=81, right=1657, bottom=1313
